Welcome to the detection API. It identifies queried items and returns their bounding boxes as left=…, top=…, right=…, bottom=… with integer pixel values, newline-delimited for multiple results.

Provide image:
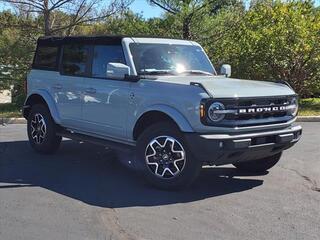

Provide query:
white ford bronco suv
left=24, top=36, right=302, bottom=190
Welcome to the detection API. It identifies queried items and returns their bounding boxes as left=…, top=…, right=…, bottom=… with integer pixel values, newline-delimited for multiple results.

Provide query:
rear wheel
left=136, top=122, right=202, bottom=190
left=27, top=104, right=61, bottom=154
left=233, top=152, right=282, bottom=173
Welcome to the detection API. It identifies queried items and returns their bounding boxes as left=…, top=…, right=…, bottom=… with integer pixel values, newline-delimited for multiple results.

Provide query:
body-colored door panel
left=53, top=74, right=84, bottom=128
left=81, top=78, right=130, bottom=139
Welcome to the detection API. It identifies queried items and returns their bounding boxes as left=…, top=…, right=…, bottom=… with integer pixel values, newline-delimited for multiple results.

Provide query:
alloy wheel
left=30, top=113, right=47, bottom=144
left=145, top=136, right=186, bottom=178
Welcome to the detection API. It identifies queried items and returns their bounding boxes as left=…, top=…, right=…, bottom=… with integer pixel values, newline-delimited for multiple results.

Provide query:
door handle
left=85, top=88, right=96, bottom=94
left=52, top=84, right=62, bottom=90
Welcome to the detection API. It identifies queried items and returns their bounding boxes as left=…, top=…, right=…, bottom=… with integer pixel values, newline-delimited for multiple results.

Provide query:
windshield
left=129, top=43, right=215, bottom=75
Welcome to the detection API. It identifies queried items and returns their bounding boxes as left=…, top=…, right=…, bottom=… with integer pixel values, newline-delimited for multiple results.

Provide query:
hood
left=154, top=76, right=295, bottom=98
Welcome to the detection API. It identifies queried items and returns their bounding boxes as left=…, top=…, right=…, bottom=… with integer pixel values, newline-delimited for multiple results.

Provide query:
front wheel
left=233, top=152, right=282, bottom=173
left=27, top=104, right=62, bottom=154
left=136, top=122, right=202, bottom=190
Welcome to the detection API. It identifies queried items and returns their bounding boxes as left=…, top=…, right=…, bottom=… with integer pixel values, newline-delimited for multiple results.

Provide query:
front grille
left=237, top=97, right=290, bottom=107
left=204, top=96, right=296, bottom=128
left=226, top=111, right=287, bottom=121
left=225, top=108, right=287, bottom=120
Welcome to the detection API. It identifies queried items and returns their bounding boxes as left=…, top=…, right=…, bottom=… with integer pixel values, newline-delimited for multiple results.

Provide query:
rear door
left=55, top=44, right=90, bottom=128
left=81, top=44, right=130, bottom=140
left=31, top=44, right=61, bottom=109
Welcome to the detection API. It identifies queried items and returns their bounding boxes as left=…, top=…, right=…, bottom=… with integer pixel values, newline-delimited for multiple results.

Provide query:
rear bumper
left=184, top=125, right=302, bottom=165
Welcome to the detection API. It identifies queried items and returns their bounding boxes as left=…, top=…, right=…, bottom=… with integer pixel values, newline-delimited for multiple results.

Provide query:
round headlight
left=289, top=97, right=298, bottom=116
left=208, top=102, right=225, bottom=122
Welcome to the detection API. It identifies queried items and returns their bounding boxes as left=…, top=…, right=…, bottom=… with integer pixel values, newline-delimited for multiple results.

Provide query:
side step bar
left=56, top=131, right=135, bottom=153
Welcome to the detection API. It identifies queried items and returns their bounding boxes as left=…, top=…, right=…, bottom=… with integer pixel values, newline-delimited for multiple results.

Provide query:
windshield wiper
left=138, top=69, right=213, bottom=76
left=139, top=69, right=175, bottom=75
left=180, top=70, right=213, bottom=76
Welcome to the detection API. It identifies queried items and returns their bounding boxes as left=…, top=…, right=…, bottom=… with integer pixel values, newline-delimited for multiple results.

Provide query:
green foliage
left=0, top=103, right=21, bottom=118
left=299, top=98, right=320, bottom=115
left=208, top=0, right=320, bottom=97
left=148, top=0, right=244, bottom=39
left=79, top=12, right=154, bottom=35
left=0, top=11, right=38, bottom=105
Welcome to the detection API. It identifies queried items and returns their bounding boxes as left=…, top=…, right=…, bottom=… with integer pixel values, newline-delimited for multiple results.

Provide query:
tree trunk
left=182, top=14, right=192, bottom=39
left=43, top=0, right=51, bottom=36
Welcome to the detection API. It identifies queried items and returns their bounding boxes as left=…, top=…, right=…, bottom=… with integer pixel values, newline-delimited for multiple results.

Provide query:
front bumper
left=184, top=125, right=302, bottom=165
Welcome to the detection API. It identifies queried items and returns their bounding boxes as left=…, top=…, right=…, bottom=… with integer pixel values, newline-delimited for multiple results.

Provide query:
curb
left=296, top=116, right=320, bottom=122
left=1, top=118, right=27, bottom=124
left=1, top=116, right=320, bottom=125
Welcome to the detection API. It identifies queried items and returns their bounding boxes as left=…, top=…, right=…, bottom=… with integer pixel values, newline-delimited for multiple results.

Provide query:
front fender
left=137, top=104, right=194, bottom=133
left=24, top=89, right=61, bottom=124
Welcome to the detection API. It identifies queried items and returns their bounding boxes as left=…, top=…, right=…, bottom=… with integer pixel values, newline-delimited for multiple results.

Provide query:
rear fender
left=24, top=89, right=61, bottom=124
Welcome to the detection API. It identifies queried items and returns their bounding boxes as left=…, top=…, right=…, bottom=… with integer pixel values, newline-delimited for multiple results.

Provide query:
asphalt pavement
left=0, top=123, right=319, bottom=240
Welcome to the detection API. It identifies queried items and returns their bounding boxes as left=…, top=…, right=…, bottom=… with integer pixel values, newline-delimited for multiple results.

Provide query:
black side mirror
left=124, top=74, right=141, bottom=82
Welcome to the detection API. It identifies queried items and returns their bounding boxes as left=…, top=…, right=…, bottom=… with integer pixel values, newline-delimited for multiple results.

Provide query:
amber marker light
left=200, top=104, right=205, bottom=118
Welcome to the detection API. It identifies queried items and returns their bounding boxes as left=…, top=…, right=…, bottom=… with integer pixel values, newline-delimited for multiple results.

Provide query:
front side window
left=33, top=46, right=58, bottom=69
left=62, top=44, right=90, bottom=76
left=92, top=45, right=125, bottom=78
left=129, top=43, right=215, bottom=75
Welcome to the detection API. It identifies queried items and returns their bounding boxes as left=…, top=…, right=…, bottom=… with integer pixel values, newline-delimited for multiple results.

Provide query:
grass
left=0, top=98, right=320, bottom=118
left=0, top=103, right=22, bottom=118
left=299, top=98, right=320, bottom=116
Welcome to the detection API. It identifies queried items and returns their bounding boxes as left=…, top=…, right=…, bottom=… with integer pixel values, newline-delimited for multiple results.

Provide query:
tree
left=80, top=10, right=178, bottom=37
left=148, top=0, right=242, bottom=39
left=0, top=0, right=132, bottom=104
left=80, top=11, right=152, bottom=35
left=209, top=0, right=320, bottom=97
left=0, top=11, right=35, bottom=105
left=0, top=0, right=133, bottom=36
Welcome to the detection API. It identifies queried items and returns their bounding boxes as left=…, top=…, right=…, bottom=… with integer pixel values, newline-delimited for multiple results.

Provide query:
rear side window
left=33, top=46, right=59, bottom=70
left=61, top=44, right=90, bottom=76
left=92, top=45, right=125, bottom=78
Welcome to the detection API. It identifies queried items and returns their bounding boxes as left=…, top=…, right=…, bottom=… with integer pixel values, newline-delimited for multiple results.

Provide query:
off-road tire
left=27, top=104, right=61, bottom=154
left=136, top=122, right=202, bottom=190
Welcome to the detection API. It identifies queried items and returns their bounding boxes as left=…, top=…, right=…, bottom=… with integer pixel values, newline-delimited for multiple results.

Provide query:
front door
left=81, top=45, right=129, bottom=140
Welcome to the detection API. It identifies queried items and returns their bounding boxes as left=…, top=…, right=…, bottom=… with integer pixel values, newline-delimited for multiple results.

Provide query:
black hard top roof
left=37, top=35, right=124, bottom=46
left=37, top=35, right=184, bottom=46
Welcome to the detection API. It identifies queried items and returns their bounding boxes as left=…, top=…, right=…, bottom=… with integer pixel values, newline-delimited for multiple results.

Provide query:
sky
left=130, top=0, right=164, bottom=18
left=0, top=0, right=319, bottom=19
left=132, top=0, right=320, bottom=18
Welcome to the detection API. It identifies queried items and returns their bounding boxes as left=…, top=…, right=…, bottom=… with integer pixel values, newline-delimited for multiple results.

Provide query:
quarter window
left=33, top=46, right=58, bottom=69
left=62, top=44, right=90, bottom=76
left=92, top=45, right=125, bottom=78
